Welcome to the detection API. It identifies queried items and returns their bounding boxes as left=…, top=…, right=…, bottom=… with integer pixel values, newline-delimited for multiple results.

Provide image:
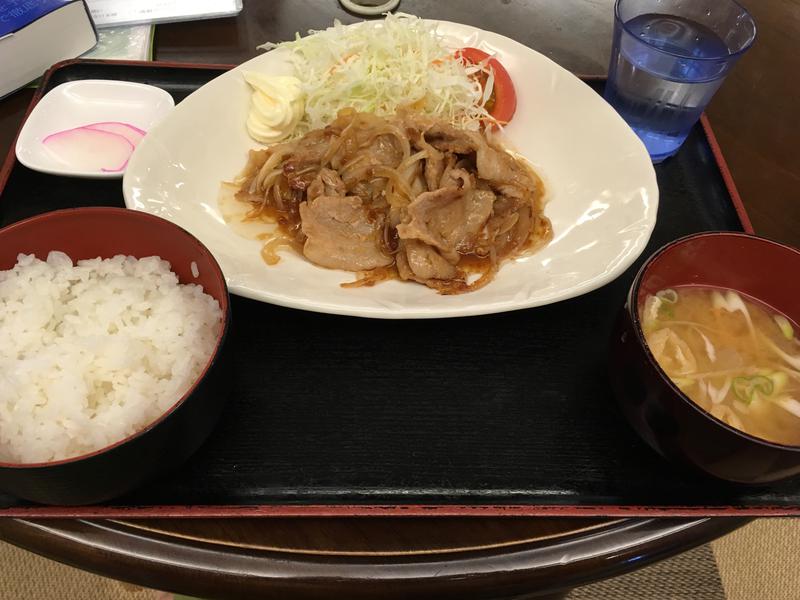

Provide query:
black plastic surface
left=2, top=61, right=797, bottom=511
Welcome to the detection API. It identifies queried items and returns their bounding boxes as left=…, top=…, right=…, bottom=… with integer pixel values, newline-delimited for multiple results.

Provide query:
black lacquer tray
left=2, top=59, right=796, bottom=517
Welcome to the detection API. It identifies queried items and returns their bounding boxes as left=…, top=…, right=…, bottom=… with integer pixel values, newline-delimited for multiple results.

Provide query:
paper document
left=86, top=0, right=242, bottom=28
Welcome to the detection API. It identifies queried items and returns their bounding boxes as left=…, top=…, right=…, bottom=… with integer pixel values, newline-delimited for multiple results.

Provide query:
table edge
left=0, top=516, right=749, bottom=599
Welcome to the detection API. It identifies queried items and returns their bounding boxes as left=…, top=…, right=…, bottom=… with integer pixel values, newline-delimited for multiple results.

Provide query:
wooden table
left=0, top=1, right=796, bottom=598
left=0, top=517, right=744, bottom=599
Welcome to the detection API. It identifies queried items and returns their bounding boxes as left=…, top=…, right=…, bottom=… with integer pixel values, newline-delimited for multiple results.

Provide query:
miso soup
left=640, top=286, right=800, bottom=446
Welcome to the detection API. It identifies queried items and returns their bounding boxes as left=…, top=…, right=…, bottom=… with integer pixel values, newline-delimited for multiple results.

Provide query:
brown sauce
left=221, top=110, right=552, bottom=293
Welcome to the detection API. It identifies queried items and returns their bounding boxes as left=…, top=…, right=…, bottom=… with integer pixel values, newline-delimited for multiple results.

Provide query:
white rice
left=0, top=251, right=223, bottom=464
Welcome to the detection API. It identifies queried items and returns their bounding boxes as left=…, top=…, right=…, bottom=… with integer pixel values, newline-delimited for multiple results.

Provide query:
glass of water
left=604, top=0, right=756, bottom=163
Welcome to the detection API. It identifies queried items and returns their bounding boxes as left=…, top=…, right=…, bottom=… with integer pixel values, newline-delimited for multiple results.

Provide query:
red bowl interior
left=635, top=232, right=800, bottom=325
left=0, top=207, right=229, bottom=468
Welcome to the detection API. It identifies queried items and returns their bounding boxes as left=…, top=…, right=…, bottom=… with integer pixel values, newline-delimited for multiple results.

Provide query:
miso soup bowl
left=610, top=232, right=800, bottom=484
left=0, top=208, right=231, bottom=505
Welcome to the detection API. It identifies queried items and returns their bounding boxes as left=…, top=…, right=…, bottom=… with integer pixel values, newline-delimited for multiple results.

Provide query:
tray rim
left=0, top=503, right=798, bottom=518
left=2, top=58, right=784, bottom=519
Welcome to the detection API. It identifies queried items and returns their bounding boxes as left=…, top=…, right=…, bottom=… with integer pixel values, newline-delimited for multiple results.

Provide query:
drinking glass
left=604, top=0, right=756, bottom=163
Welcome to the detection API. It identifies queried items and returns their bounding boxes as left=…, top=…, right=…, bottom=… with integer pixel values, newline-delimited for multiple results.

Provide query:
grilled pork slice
left=300, top=195, right=392, bottom=271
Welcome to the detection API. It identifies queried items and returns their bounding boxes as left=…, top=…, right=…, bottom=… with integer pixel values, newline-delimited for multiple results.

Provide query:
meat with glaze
left=232, top=109, right=551, bottom=294
left=299, top=195, right=392, bottom=271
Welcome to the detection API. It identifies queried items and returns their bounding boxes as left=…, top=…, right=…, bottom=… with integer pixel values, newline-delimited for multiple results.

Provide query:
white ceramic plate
left=16, top=80, right=174, bottom=179
left=124, top=21, right=658, bottom=319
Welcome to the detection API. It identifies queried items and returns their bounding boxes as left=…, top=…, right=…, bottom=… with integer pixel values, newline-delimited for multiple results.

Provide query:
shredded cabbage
left=773, top=314, right=795, bottom=340
left=258, top=13, right=494, bottom=138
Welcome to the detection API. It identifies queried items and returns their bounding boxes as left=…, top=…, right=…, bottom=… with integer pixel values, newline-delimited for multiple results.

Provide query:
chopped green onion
left=659, top=304, right=675, bottom=319
left=773, top=314, right=794, bottom=340
left=769, top=371, right=790, bottom=395
left=732, top=375, right=774, bottom=404
left=656, top=289, right=678, bottom=304
left=671, top=377, right=695, bottom=391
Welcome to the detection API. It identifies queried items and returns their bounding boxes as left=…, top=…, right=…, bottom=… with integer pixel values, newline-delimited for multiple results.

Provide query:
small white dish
left=16, top=80, right=174, bottom=179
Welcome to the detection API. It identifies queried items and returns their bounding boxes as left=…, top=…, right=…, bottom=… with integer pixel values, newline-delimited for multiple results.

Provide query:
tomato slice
left=455, top=47, right=517, bottom=126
